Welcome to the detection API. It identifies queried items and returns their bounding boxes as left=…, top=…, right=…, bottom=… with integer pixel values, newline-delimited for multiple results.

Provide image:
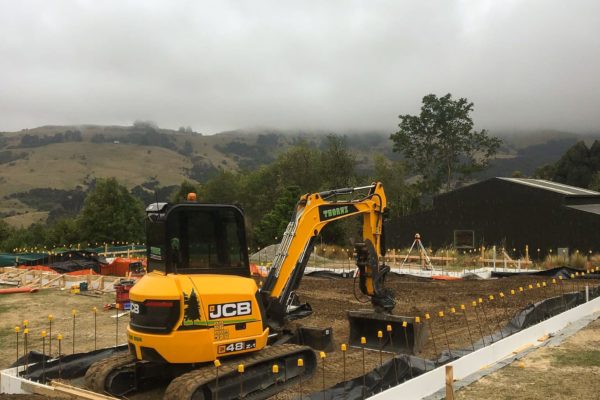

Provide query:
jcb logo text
left=208, top=301, right=252, bottom=319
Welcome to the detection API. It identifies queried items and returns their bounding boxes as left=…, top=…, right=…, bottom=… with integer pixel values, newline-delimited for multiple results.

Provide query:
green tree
left=589, top=172, right=600, bottom=191
left=274, top=143, right=322, bottom=192
left=553, top=141, right=594, bottom=188
left=320, top=134, right=357, bottom=188
left=254, top=186, right=301, bottom=246
left=47, top=217, right=80, bottom=247
left=533, top=164, right=556, bottom=180
left=202, top=170, right=242, bottom=205
left=370, top=155, right=419, bottom=217
left=391, top=93, right=501, bottom=194
left=0, top=220, right=13, bottom=250
left=78, top=178, right=145, bottom=243
left=171, top=180, right=200, bottom=203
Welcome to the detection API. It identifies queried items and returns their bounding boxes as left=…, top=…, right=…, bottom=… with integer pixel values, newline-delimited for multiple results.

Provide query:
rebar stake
left=377, top=330, right=383, bottom=367
left=297, top=358, right=304, bottom=400
left=93, top=307, right=97, bottom=350
left=559, top=277, right=566, bottom=310
left=438, top=311, right=452, bottom=358
left=238, top=364, right=245, bottom=399
left=213, top=359, right=220, bottom=400
left=498, top=293, right=512, bottom=335
left=23, top=328, right=29, bottom=375
left=542, top=281, right=549, bottom=302
left=415, top=317, right=427, bottom=371
left=272, top=364, right=279, bottom=392
left=361, top=336, right=366, bottom=399
left=71, top=309, right=76, bottom=354
left=320, top=351, right=326, bottom=397
left=341, top=343, right=347, bottom=382
left=424, top=313, right=438, bottom=356
left=57, top=334, right=63, bottom=379
left=460, top=305, right=475, bottom=351
left=551, top=279, right=559, bottom=299
left=115, top=304, right=119, bottom=349
left=48, top=315, right=53, bottom=357
left=402, top=321, right=413, bottom=378
left=386, top=324, right=399, bottom=384
left=471, top=302, right=486, bottom=346
left=478, top=298, right=494, bottom=343
left=488, top=295, right=504, bottom=339
left=41, top=330, right=47, bottom=383
left=15, top=326, right=20, bottom=365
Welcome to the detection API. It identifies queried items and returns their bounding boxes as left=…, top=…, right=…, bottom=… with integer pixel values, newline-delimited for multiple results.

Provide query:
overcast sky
left=1, top=1, right=599, bottom=134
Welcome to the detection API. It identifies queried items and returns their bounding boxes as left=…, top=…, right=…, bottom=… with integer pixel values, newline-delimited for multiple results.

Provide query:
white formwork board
left=370, top=295, right=600, bottom=400
left=0, top=365, right=48, bottom=395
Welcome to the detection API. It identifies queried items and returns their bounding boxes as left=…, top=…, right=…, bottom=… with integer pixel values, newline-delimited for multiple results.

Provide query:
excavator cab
left=146, top=202, right=250, bottom=277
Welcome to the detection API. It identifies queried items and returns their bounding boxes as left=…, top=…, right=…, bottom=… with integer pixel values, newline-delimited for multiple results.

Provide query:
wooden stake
left=445, top=365, right=454, bottom=399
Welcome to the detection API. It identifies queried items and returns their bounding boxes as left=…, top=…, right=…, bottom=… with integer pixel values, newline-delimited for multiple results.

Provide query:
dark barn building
left=387, top=178, right=600, bottom=256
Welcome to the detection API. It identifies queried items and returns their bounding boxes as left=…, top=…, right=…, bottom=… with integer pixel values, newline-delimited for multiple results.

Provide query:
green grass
left=552, top=350, right=600, bottom=367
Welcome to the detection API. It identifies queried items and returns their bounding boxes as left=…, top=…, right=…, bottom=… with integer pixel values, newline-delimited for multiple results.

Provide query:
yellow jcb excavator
left=85, top=182, right=399, bottom=399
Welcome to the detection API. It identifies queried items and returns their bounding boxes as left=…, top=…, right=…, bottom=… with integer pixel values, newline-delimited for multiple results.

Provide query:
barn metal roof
left=498, top=178, right=600, bottom=196
left=566, top=204, right=600, bottom=215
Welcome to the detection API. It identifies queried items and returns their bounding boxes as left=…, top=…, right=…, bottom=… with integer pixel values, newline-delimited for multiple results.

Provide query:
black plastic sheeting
left=309, top=354, right=436, bottom=399
left=12, top=345, right=128, bottom=383
left=305, top=270, right=436, bottom=281
left=310, top=284, right=600, bottom=399
left=491, top=266, right=586, bottom=279
left=306, top=270, right=353, bottom=279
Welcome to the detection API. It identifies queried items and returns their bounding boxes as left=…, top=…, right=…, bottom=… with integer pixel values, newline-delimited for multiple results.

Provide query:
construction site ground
left=1, top=273, right=598, bottom=399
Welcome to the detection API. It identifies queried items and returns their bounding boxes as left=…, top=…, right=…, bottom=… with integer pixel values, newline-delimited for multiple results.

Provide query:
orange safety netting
left=101, top=258, right=145, bottom=277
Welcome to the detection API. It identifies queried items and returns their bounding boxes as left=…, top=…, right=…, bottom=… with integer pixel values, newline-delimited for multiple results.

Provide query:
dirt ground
left=277, top=273, right=599, bottom=397
left=456, top=316, right=600, bottom=400
left=0, top=273, right=597, bottom=399
left=0, top=289, right=129, bottom=369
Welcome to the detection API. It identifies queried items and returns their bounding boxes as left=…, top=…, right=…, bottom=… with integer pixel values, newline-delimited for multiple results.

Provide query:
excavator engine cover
left=348, top=311, right=427, bottom=354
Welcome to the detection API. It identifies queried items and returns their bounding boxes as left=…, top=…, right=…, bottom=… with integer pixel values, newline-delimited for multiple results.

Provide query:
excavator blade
left=347, top=311, right=427, bottom=354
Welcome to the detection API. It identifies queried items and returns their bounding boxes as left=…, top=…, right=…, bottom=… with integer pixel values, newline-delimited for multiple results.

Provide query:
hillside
left=0, top=124, right=597, bottom=227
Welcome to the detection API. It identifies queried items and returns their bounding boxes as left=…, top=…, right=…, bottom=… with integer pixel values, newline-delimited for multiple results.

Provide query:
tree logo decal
left=183, top=289, right=201, bottom=325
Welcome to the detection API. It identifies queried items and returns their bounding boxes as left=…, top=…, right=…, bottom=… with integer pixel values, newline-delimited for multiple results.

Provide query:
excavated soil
left=1, top=274, right=597, bottom=399
left=273, top=273, right=599, bottom=398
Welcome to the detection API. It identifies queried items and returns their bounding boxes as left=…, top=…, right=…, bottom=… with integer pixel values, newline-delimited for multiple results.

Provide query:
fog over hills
left=2, top=1, right=600, bottom=133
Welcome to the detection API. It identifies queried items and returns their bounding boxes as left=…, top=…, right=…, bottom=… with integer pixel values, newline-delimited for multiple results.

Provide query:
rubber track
left=163, top=344, right=315, bottom=400
left=84, top=352, right=136, bottom=394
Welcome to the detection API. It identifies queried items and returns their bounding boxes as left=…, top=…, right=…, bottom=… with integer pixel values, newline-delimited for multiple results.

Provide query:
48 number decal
left=218, top=339, right=256, bottom=354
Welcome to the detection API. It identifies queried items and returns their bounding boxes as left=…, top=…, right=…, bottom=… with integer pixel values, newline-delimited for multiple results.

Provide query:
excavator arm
left=260, top=182, right=395, bottom=327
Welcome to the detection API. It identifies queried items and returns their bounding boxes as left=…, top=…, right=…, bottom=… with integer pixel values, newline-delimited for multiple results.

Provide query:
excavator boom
left=260, top=182, right=395, bottom=327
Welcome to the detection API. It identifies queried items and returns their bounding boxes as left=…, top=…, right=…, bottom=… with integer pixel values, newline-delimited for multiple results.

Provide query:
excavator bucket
left=348, top=311, right=427, bottom=354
